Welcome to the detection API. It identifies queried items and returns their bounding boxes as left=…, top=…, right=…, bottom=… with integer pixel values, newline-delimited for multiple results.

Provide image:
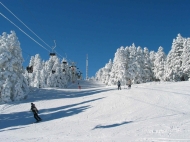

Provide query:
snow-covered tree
left=127, top=44, right=141, bottom=84
left=95, top=68, right=104, bottom=81
left=165, top=34, right=184, bottom=81
left=40, top=67, right=47, bottom=88
left=0, top=31, right=29, bottom=103
left=95, top=59, right=112, bottom=85
left=149, top=51, right=156, bottom=79
left=143, top=47, right=154, bottom=82
left=181, top=38, right=190, bottom=80
left=45, top=56, right=60, bottom=87
left=96, top=44, right=156, bottom=85
left=91, top=33, right=190, bottom=85
left=26, top=54, right=43, bottom=87
left=154, top=46, right=166, bottom=81
left=25, top=55, right=77, bottom=88
left=104, top=59, right=113, bottom=84
left=108, top=46, right=128, bottom=85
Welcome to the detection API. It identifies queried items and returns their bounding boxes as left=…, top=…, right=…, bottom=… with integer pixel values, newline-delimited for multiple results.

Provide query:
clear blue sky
left=1, top=0, right=190, bottom=77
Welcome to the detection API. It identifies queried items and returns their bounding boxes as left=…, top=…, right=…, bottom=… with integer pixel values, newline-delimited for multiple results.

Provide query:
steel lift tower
left=86, top=54, right=88, bottom=80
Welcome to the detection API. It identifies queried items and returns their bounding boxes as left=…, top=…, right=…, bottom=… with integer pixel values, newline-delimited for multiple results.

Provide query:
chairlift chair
left=26, top=66, right=33, bottom=73
left=50, top=40, right=56, bottom=56
left=62, top=61, right=67, bottom=64
left=50, top=53, right=56, bottom=56
left=52, top=70, right=55, bottom=74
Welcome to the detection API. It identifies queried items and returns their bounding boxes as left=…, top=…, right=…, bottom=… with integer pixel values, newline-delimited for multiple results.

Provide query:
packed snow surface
left=1, top=80, right=190, bottom=142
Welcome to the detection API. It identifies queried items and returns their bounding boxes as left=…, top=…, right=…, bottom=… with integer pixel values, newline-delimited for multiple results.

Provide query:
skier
left=117, top=80, right=121, bottom=90
left=128, top=79, right=132, bottom=89
left=30, top=103, right=42, bottom=122
left=78, top=82, right=81, bottom=89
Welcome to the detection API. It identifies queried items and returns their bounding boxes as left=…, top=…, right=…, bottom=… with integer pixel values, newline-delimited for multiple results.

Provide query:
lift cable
left=0, top=12, right=51, bottom=52
left=0, top=2, right=53, bottom=50
left=19, top=0, right=66, bottom=58
left=19, top=0, right=54, bottom=42
left=1, top=2, right=64, bottom=58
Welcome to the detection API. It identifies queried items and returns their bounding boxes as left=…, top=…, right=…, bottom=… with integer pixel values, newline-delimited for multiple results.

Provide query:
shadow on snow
left=93, top=121, right=133, bottom=129
left=0, top=97, right=104, bottom=131
left=23, top=88, right=115, bottom=103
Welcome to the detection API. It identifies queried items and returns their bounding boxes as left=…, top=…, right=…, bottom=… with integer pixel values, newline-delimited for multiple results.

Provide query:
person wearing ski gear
left=78, top=82, right=81, bottom=89
left=31, top=103, right=42, bottom=122
left=128, top=79, right=132, bottom=89
left=117, top=80, right=121, bottom=90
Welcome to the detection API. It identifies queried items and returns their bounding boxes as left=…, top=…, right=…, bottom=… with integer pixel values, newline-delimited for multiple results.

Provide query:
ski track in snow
left=0, top=80, right=190, bottom=142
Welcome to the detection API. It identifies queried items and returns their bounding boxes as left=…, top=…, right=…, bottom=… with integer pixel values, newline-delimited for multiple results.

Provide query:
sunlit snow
left=1, top=80, right=190, bottom=141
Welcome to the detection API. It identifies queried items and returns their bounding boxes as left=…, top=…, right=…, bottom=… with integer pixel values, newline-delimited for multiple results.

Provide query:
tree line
left=95, top=34, right=190, bottom=85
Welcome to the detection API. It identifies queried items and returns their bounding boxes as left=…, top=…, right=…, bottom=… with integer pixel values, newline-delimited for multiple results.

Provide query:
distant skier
left=30, top=103, right=42, bottom=122
left=128, top=79, right=132, bottom=89
left=78, top=82, right=81, bottom=89
left=117, top=80, right=121, bottom=90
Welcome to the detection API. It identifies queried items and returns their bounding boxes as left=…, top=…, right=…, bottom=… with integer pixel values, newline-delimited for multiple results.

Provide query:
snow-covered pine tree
left=108, top=46, right=128, bottom=85
left=53, top=58, right=72, bottom=88
left=181, top=38, right=190, bottom=80
left=33, top=54, right=42, bottom=88
left=0, top=31, right=29, bottom=103
left=25, top=54, right=43, bottom=88
left=25, top=54, right=77, bottom=88
left=45, top=56, right=75, bottom=88
left=154, top=46, right=166, bottom=81
left=149, top=51, right=156, bottom=80
left=40, top=67, right=47, bottom=88
left=95, top=68, right=104, bottom=81
left=165, top=34, right=184, bottom=81
left=69, top=62, right=77, bottom=83
left=95, top=59, right=112, bottom=85
left=127, top=44, right=140, bottom=83
left=46, top=56, right=60, bottom=87
left=61, top=58, right=70, bottom=87
left=104, top=59, right=113, bottom=85
left=143, top=47, right=153, bottom=82
left=135, top=46, right=145, bottom=83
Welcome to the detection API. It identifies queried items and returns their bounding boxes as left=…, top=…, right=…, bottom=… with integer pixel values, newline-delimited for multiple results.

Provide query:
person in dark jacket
left=128, top=79, right=132, bottom=89
left=31, top=103, right=42, bottom=122
left=117, top=80, right=121, bottom=90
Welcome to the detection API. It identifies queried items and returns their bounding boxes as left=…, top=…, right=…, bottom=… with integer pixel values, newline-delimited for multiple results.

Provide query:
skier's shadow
left=0, top=97, right=104, bottom=131
left=39, top=98, right=103, bottom=121
left=92, top=121, right=133, bottom=129
left=25, top=88, right=115, bottom=102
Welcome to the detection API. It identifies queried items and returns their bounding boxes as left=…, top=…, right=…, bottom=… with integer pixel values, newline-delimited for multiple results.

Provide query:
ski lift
left=50, top=53, right=56, bottom=56
left=26, top=66, right=33, bottom=73
left=62, top=61, right=67, bottom=64
left=50, top=40, right=56, bottom=57
left=52, top=70, right=55, bottom=74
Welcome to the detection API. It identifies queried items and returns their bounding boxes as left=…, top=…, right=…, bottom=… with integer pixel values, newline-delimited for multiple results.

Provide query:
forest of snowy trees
left=0, top=31, right=190, bottom=103
left=95, top=34, right=190, bottom=85
left=24, top=54, right=81, bottom=89
left=0, top=31, right=29, bottom=102
left=0, top=31, right=82, bottom=103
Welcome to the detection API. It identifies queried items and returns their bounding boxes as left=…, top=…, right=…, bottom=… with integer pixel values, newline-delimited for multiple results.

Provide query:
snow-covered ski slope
left=1, top=80, right=190, bottom=142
